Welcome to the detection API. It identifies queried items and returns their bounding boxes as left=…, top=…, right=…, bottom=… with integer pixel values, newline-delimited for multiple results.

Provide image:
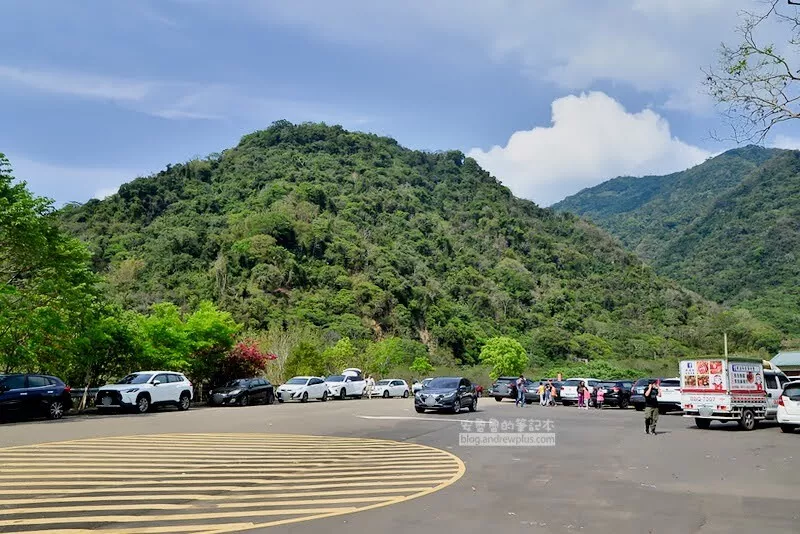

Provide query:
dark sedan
left=415, top=376, right=478, bottom=414
left=208, top=378, right=274, bottom=406
left=0, top=373, right=73, bottom=421
left=590, top=380, right=634, bottom=408
left=491, top=377, right=540, bottom=403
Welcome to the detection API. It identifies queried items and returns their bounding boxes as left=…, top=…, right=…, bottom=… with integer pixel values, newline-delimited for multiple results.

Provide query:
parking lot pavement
left=1, top=397, right=798, bottom=534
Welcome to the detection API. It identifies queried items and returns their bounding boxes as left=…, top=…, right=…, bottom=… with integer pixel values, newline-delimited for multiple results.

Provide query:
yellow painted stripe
left=0, top=458, right=450, bottom=468
left=0, top=462, right=455, bottom=475
left=0, top=496, right=395, bottom=516
left=0, top=450, right=447, bottom=459
left=0, top=478, right=455, bottom=495
left=0, top=468, right=458, bottom=484
left=0, top=486, right=433, bottom=506
left=0, top=525, right=236, bottom=534
left=0, top=507, right=359, bottom=527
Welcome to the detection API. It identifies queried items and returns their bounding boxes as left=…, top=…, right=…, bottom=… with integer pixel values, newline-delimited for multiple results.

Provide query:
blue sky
left=4, top=0, right=800, bottom=207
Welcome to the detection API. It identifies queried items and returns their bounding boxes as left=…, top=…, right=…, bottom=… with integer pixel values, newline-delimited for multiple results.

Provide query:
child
left=582, top=384, right=591, bottom=410
left=595, top=386, right=604, bottom=409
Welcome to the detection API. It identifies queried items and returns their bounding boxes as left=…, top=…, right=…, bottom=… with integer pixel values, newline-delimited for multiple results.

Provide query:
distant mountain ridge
left=553, top=146, right=800, bottom=336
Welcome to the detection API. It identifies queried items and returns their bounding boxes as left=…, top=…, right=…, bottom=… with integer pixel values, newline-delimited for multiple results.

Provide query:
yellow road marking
left=0, top=486, right=434, bottom=506
left=0, top=433, right=466, bottom=534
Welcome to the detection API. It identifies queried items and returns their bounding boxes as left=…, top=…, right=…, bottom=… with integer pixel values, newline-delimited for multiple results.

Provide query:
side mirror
left=152, top=380, right=161, bottom=386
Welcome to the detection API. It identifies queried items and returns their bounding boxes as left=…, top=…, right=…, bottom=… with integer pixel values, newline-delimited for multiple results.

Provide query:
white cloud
left=0, top=65, right=152, bottom=102
left=771, top=135, right=800, bottom=151
left=467, top=92, right=711, bottom=207
left=226, top=0, right=754, bottom=111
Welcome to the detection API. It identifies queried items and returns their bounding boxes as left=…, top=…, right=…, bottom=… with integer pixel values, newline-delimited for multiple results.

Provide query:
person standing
left=595, top=386, right=604, bottom=409
left=577, top=381, right=586, bottom=409
left=515, top=375, right=527, bottom=407
left=538, top=382, right=546, bottom=406
left=366, top=375, right=375, bottom=399
left=644, top=379, right=660, bottom=434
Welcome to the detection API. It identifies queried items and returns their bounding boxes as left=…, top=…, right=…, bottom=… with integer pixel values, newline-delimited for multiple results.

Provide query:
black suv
left=0, top=374, right=73, bottom=421
left=415, top=376, right=477, bottom=414
left=591, top=380, right=634, bottom=409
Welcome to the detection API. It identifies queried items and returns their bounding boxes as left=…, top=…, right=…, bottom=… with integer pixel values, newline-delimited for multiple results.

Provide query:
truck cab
left=764, top=369, right=791, bottom=419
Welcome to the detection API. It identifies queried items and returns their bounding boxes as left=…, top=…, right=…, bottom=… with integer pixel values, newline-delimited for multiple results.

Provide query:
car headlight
left=124, top=388, right=139, bottom=393
left=229, top=389, right=241, bottom=395
left=444, top=391, right=457, bottom=398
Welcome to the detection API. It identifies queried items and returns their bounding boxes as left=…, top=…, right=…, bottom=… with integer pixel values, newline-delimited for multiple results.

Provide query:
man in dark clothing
left=644, top=379, right=660, bottom=435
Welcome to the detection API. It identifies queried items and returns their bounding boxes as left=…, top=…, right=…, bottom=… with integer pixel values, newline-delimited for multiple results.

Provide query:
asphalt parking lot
left=0, top=398, right=798, bottom=534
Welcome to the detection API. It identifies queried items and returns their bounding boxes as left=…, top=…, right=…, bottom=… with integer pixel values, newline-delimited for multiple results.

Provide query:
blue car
left=0, top=374, right=73, bottom=421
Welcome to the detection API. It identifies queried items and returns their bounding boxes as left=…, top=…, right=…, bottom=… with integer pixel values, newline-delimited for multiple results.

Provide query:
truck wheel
left=695, top=418, right=711, bottom=429
left=739, top=409, right=756, bottom=431
left=339, top=388, right=346, bottom=400
left=780, top=424, right=796, bottom=433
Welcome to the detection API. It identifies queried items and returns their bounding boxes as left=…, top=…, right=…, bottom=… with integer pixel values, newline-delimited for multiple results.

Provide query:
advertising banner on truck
left=727, top=361, right=764, bottom=394
left=680, top=359, right=726, bottom=392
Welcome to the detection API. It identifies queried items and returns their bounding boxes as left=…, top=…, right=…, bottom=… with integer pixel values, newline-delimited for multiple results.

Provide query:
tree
left=216, top=340, right=277, bottom=384
left=366, top=337, right=428, bottom=375
left=321, top=336, right=356, bottom=373
left=479, top=337, right=528, bottom=380
left=284, top=341, right=325, bottom=377
left=409, top=355, right=434, bottom=376
left=705, top=1, right=800, bottom=142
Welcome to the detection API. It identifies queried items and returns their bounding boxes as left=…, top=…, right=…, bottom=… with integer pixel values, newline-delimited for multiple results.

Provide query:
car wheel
left=780, top=424, right=796, bottom=433
left=301, top=392, right=308, bottom=403
left=266, top=392, right=275, bottom=405
left=47, top=400, right=65, bottom=420
left=739, top=409, right=756, bottom=431
left=452, top=398, right=461, bottom=414
left=562, top=401, right=572, bottom=407
left=695, top=418, right=711, bottom=429
left=494, top=396, right=503, bottom=402
left=277, top=398, right=284, bottom=403
left=619, top=398, right=629, bottom=409
left=415, top=407, right=426, bottom=413
left=339, top=388, right=347, bottom=400
left=403, top=390, right=409, bottom=398
left=635, top=404, right=644, bottom=411
left=136, top=395, right=150, bottom=414
left=321, top=390, right=328, bottom=402
left=240, top=395, right=249, bottom=407
left=469, top=396, right=477, bottom=412
left=383, top=390, right=390, bottom=398
left=178, top=393, right=191, bottom=411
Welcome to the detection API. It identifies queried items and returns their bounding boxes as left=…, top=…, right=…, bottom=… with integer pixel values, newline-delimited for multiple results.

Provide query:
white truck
left=325, top=368, right=367, bottom=400
left=680, top=359, right=785, bottom=431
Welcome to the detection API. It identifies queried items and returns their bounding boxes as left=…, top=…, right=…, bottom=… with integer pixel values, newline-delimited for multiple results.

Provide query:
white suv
left=96, top=371, right=193, bottom=414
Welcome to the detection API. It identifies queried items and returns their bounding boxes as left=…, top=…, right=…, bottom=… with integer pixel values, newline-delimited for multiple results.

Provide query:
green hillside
left=59, top=122, right=780, bottom=368
left=554, top=146, right=800, bottom=336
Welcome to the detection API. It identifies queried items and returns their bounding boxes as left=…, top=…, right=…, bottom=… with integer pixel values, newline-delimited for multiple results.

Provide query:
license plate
left=102, top=397, right=112, bottom=406
left=699, top=407, right=713, bottom=417
left=425, top=397, right=436, bottom=407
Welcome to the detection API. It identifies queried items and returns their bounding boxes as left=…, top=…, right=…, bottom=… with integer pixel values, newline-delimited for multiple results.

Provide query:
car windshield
left=427, top=378, right=459, bottom=389
left=286, top=378, right=308, bottom=385
left=376, top=380, right=391, bottom=385
left=226, top=379, right=249, bottom=387
left=116, top=374, right=152, bottom=385
left=326, top=375, right=344, bottom=382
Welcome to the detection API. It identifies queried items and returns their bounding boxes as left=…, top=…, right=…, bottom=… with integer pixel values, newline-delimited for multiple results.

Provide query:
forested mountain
left=59, top=122, right=780, bottom=368
left=553, top=146, right=800, bottom=336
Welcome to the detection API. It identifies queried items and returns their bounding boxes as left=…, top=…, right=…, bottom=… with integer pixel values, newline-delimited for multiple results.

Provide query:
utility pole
left=724, top=333, right=728, bottom=358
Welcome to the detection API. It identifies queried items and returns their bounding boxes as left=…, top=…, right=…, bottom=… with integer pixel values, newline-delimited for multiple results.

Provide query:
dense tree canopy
left=554, top=146, right=800, bottom=339
left=58, top=121, right=780, bottom=367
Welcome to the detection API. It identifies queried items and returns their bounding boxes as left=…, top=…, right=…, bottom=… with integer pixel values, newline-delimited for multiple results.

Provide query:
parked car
left=412, top=378, right=433, bottom=394
left=764, top=368, right=791, bottom=420
left=777, top=380, right=800, bottom=433
left=630, top=378, right=652, bottom=411
left=372, top=379, right=410, bottom=398
left=276, top=376, right=329, bottom=403
left=0, top=374, right=73, bottom=421
left=492, top=376, right=540, bottom=403
left=560, top=378, right=600, bottom=406
left=208, top=378, right=274, bottom=406
left=415, top=376, right=478, bottom=414
left=325, top=369, right=366, bottom=400
left=96, top=371, right=193, bottom=414
left=656, top=377, right=682, bottom=414
left=590, top=380, right=633, bottom=408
